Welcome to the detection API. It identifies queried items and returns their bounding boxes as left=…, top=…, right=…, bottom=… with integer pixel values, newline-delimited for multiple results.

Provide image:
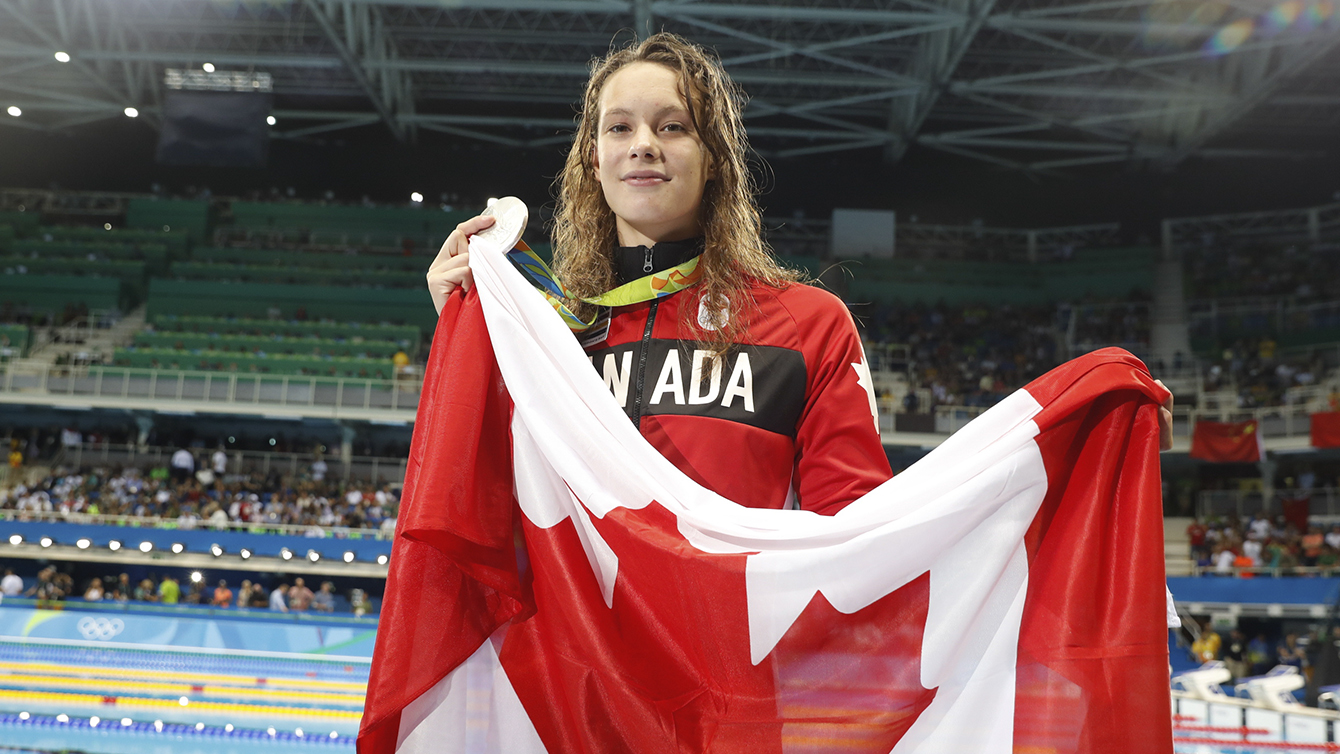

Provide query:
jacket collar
left=612, top=237, right=704, bottom=286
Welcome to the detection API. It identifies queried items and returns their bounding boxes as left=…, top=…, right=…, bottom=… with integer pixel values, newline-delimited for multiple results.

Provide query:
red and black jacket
left=579, top=241, right=892, bottom=515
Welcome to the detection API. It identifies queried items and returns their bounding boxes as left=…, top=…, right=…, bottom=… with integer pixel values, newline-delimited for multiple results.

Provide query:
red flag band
left=1312, top=412, right=1340, bottom=449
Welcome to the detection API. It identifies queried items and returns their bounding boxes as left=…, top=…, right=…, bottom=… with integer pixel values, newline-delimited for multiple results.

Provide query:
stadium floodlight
left=6, top=535, right=19, bottom=546
left=108, top=540, right=121, bottom=551
left=6, top=106, right=19, bottom=117
left=239, top=548, right=252, bottom=560
left=209, top=544, right=223, bottom=557
left=170, top=543, right=184, bottom=554
left=54, top=51, right=70, bottom=63
left=139, top=541, right=153, bottom=553
left=76, top=538, right=91, bottom=550
left=342, top=551, right=355, bottom=563
left=124, top=107, right=139, bottom=118
left=376, top=554, right=388, bottom=566
left=202, top=63, right=215, bottom=73
left=280, top=548, right=293, bottom=561
left=189, top=572, right=202, bottom=585
left=307, top=549, right=321, bottom=563
left=266, top=115, right=276, bottom=126
left=39, top=537, right=52, bottom=548
left=410, top=192, right=423, bottom=203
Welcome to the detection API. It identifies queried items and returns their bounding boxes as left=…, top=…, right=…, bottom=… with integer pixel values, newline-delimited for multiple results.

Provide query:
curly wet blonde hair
left=550, top=32, right=800, bottom=353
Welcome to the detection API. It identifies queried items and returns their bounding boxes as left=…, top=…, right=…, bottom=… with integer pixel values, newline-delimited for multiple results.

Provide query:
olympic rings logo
left=76, top=616, right=125, bottom=641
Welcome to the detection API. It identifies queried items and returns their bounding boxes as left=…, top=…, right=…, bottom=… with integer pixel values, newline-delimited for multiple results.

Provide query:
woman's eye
left=608, top=124, right=629, bottom=133
left=663, top=123, right=685, bottom=132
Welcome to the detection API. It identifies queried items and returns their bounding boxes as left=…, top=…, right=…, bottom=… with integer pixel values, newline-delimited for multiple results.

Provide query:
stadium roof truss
left=0, top=0, right=1337, bottom=172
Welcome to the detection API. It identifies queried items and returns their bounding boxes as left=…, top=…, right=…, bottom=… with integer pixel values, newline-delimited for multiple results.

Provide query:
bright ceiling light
left=139, top=541, right=153, bottom=553
left=307, top=549, right=320, bottom=562
left=342, top=551, right=355, bottom=563
left=6, top=535, right=19, bottom=546
left=280, top=548, right=293, bottom=561
left=171, top=543, right=184, bottom=554
left=202, top=63, right=215, bottom=73
left=410, top=192, right=423, bottom=203
left=189, top=572, right=202, bottom=584
left=376, top=554, right=388, bottom=566
left=108, top=540, right=121, bottom=551
left=266, top=115, right=276, bottom=126
left=39, top=537, right=52, bottom=548
left=76, top=538, right=91, bottom=549
left=239, top=548, right=252, bottom=560
left=6, top=106, right=20, bottom=117
left=124, top=107, right=139, bottom=118
left=209, top=544, right=223, bottom=557
left=54, top=51, right=70, bottom=63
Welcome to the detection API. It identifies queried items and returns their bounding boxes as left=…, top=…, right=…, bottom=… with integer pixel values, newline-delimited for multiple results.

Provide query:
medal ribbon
left=506, top=240, right=703, bottom=332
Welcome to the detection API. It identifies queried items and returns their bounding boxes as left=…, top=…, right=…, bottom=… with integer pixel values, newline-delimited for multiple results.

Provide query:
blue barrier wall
left=1167, top=577, right=1340, bottom=605
left=0, top=520, right=391, bottom=562
left=0, top=603, right=376, bottom=657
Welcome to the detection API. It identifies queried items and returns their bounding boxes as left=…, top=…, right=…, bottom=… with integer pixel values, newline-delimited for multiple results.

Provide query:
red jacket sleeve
left=781, top=286, right=893, bottom=515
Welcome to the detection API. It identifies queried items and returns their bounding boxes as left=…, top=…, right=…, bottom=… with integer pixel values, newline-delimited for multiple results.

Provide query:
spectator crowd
left=0, top=463, right=398, bottom=533
left=1186, top=515, right=1340, bottom=575
left=0, top=566, right=370, bottom=616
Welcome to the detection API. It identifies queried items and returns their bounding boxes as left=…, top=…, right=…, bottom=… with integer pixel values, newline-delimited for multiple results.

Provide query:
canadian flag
left=357, top=236, right=1174, bottom=754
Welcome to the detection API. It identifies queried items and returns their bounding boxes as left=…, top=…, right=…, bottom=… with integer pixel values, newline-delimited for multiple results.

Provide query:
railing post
left=309, top=378, right=315, bottom=406
left=149, top=371, right=157, bottom=399
left=282, top=375, right=290, bottom=405
left=176, top=372, right=184, bottom=400
left=228, top=373, right=236, bottom=402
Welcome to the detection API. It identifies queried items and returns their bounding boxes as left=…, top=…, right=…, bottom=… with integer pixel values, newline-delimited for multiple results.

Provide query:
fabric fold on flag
left=358, top=233, right=1175, bottom=754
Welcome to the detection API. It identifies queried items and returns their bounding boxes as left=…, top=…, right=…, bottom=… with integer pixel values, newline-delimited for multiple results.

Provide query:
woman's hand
left=427, top=214, right=495, bottom=314
left=1155, top=378, right=1174, bottom=451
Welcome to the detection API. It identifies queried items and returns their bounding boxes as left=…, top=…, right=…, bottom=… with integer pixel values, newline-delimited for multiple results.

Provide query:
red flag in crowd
left=1312, top=412, right=1340, bottom=449
left=1190, top=420, right=1263, bottom=463
left=357, top=242, right=1174, bottom=754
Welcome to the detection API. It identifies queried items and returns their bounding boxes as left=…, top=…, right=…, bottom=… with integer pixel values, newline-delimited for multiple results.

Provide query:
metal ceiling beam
left=304, top=0, right=406, bottom=142
left=1161, top=35, right=1340, bottom=166
left=884, top=0, right=999, bottom=161
left=0, top=0, right=150, bottom=125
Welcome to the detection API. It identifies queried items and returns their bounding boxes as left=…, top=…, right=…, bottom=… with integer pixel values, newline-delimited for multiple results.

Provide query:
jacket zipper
left=643, top=246, right=654, bottom=273
left=630, top=299, right=659, bottom=429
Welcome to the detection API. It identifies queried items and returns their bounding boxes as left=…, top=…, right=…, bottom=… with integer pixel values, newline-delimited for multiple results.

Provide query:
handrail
left=55, top=441, right=407, bottom=487
left=0, top=509, right=394, bottom=540
left=0, top=361, right=422, bottom=417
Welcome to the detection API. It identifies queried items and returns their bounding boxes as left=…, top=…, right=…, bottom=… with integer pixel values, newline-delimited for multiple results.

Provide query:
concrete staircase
left=25, top=305, right=145, bottom=367
left=1166, top=516, right=1195, bottom=576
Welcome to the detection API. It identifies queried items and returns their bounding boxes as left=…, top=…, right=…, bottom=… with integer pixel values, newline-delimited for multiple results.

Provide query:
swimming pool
left=0, top=639, right=365, bottom=754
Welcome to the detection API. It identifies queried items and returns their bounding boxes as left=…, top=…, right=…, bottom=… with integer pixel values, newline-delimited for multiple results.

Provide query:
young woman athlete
left=425, top=33, right=1172, bottom=515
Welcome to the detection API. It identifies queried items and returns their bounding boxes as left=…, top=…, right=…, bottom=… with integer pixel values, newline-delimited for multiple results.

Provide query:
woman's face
left=594, top=61, right=714, bottom=248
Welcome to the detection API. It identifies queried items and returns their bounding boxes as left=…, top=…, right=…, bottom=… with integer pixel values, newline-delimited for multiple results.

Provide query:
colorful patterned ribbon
left=506, top=240, right=703, bottom=332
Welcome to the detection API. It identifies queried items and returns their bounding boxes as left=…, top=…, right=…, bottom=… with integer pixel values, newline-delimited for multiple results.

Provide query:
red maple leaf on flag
left=498, top=498, right=937, bottom=754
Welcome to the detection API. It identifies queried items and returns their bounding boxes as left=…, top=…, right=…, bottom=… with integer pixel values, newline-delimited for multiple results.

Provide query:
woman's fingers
left=1154, top=378, right=1174, bottom=451
left=427, top=214, right=493, bottom=314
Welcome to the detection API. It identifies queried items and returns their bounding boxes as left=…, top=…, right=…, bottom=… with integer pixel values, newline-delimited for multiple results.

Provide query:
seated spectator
left=311, top=582, right=335, bottom=613
left=270, top=582, right=289, bottom=612
left=212, top=579, right=233, bottom=608
left=84, top=578, right=104, bottom=601
left=0, top=569, right=22, bottom=597
left=237, top=580, right=254, bottom=609
left=288, top=578, right=313, bottom=612
left=1192, top=621, right=1222, bottom=663
left=158, top=576, right=179, bottom=605
left=133, top=579, right=157, bottom=602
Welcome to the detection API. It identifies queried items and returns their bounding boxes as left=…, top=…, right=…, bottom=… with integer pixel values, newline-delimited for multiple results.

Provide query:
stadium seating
left=0, top=274, right=125, bottom=315
left=131, top=331, right=403, bottom=359
left=112, top=347, right=394, bottom=378
left=150, top=315, right=419, bottom=352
